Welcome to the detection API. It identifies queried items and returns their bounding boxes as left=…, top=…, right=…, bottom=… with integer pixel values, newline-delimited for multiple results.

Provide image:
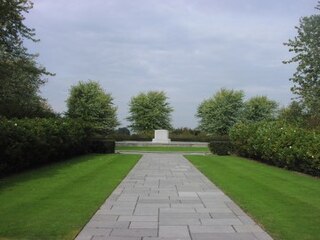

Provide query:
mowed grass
left=186, top=155, right=320, bottom=240
left=116, top=146, right=209, bottom=152
left=0, top=154, right=141, bottom=240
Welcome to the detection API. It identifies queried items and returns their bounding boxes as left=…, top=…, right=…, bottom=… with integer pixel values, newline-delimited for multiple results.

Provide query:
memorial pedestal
left=152, top=130, right=171, bottom=143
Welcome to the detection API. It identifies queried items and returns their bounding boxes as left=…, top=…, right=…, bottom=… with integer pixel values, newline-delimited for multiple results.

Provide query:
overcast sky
left=25, top=0, right=318, bottom=128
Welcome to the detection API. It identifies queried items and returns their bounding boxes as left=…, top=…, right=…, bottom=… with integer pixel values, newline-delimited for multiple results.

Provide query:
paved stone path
left=76, top=153, right=273, bottom=240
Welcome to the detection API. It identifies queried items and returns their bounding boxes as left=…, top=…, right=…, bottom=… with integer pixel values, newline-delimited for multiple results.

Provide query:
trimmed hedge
left=0, top=118, right=115, bottom=177
left=113, top=132, right=211, bottom=142
left=88, top=137, right=115, bottom=154
left=209, top=141, right=232, bottom=155
left=230, top=121, right=320, bottom=176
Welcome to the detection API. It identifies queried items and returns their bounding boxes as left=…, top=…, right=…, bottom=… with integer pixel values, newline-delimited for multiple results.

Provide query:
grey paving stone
left=91, top=215, right=119, bottom=222
left=200, top=218, right=243, bottom=225
left=130, top=221, right=158, bottom=229
left=134, top=207, right=159, bottom=216
left=254, top=232, right=274, bottom=240
left=159, top=217, right=201, bottom=226
left=189, top=225, right=235, bottom=233
left=234, top=224, right=265, bottom=233
left=86, top=220, right=130, bottom=229
left=118, top=215, right=158, bottom=222
left=238, top=215, right=256, bottom=225
left=76, top=228, right=112, bottom=238
left=143, top=238, right=191, bottom=240
left=195, top=207, right=233, bottom=213
left=92, top=237, right=140, bottom=240
left=171, top=203, right=204, bottom=208
left=75, top=234, right=93, bottom=240
left=159, top=226, right=190, bottom=238
left=178, top=192, right=198, bottom=197
left=191, top=233, right=258, bottom=240
left=210, top=212, right=238, bottom=219
left=160, top=207, right=196, bottom=213
left=110, top=228, right=157, bottom=237
left=160, top=212, right=211, bottom=219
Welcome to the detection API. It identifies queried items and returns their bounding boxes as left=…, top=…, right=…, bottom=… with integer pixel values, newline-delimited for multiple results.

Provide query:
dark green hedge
left=230, top=121, right=320, bottom=176
left=113, top=132, right=211, bottom=142
left=88, top=137, right=115, bottom=154
left=0, top=118, right=114, bottom=177
left=209, top=141, right=232, bottom=155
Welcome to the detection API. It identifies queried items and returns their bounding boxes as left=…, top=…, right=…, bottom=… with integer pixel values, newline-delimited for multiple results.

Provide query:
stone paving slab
left=75, top=153, right=273, bottom=240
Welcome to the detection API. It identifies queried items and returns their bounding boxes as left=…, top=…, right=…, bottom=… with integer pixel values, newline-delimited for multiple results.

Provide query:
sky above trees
left=25, top=0, right=317, bottom=128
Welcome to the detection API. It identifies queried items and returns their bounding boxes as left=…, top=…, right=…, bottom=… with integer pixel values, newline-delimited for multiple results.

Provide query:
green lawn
left=186, top=155, right=320, bottom=240
left=116, top=146, right=209, bottom=152
left=0, top=154, right=141, bottom=240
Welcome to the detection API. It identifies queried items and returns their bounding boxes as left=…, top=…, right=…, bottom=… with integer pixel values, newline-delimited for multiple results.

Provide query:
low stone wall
left=116, top=141, right=208, bottom=147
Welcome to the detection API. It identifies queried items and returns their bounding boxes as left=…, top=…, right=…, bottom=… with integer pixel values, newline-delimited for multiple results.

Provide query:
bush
left=209, top=141, right=232, bottom=155
left=0, top=118, right=115, bottom=177
left=230, top=121, right=320, bottom=176
left=88, top=138, right=115, bottom=154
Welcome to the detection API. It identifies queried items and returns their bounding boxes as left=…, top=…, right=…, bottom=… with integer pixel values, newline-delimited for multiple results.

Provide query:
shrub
left=88, top=138, right=115, bottom=154
left=0, top=118, right=115, bottom=177
left=209, top=139, right=232, bottom=155
left=230, top=121, right=320, bottom=176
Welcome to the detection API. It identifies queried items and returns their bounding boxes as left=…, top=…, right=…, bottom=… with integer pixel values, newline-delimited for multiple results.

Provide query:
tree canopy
left=197, top=88, right=244, bottom=135
left=127, top=91, right=173, bottom=133
left=0, top=0, right=53, bottom=118
left=283, top=2, right=320, bottom=117
left=242, top=96, right=278, bottom=123
left=66, top=81, right=118, bottom=134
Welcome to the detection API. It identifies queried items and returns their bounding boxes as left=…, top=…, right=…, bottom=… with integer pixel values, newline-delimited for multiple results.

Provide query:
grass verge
left=0, top=154, right=141, bottom=240
left=186, top=155, right=320, bottom=240
left=116, top=146, right=209, bottom=152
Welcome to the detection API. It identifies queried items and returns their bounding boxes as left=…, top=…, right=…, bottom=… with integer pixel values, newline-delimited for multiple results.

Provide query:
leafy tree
left=66, top=81, right=119, bottom=134
left=127, top=91, right=173, bottom=133
left=283, top=2, right=320, bottom=117
left=197, top=88, right=244, bottom=135
left=0, top=0, right=36, bottom=59
left=117, top=127, right=130, bottom=136
left=278, top=101, right=307, bottom=126
left=0, top=0, right=53, bottom=118
left=242, top=96, right=278, bottom=122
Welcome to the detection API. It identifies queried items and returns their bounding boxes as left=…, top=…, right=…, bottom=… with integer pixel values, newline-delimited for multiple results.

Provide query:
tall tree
left=0, top=0, right=52, bottom=118
left=127, top=91, right=173, bottom=133
left=197, top=88, right=244, bottom=135
left=283, top=2, right=320, bottom=117
left=0, top=0, right=36, bottom=59
left=242, top=96, right=278, bottom=122
left=66, top=81, right=119, bottom=134
left=278, top=101, right=307, bottom=127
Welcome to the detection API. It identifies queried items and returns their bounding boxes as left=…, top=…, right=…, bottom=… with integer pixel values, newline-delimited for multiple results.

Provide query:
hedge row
left=113, top=133, right=211, bottom=142
left=229, top=121, right=320, bottom=176
left=0, top=118, right=114, bottom=177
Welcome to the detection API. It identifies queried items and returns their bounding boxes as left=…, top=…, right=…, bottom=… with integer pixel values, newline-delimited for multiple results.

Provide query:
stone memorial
left=152, top=129, right=171, bottom=143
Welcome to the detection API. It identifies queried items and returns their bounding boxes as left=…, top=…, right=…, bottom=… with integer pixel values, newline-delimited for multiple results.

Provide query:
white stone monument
left=152, top=129, right=171, bottom=143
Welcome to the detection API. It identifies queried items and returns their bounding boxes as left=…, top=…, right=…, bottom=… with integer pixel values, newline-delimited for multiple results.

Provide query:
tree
left=197, top=88, right=244, bottom=135
left=283, top=2, right=320, bottom=117
left=117, top=127, right=130, bottom=136
left=242, top=96, right=278, bottom=122
left=66, top=81, right=119, bottom=134
left=0, top=0, right=53, bottom=118
left=0, top=0, right=37, bottom=59
left=278, top=101, right=306, bottom=126
left=0, top=58, right=53, bottom=118
left=127, top=91, right=173, bottom=133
